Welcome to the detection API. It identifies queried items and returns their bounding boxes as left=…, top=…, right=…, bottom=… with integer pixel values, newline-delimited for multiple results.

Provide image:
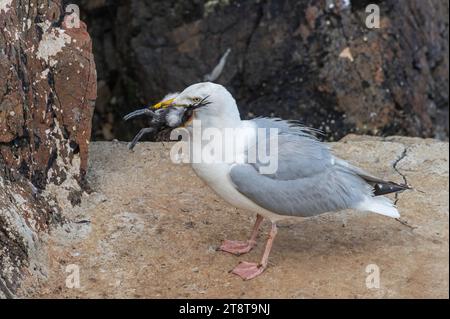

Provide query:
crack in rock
left=393, top=145, right=410, bottom=200
left=391, top=144, right=416, bottom=229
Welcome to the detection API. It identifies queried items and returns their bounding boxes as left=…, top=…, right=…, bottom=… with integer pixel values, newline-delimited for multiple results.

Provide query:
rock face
left=0, top=0, right=96, bottom=298
left=0, top=0, right=96, bottom=187
left=73, top=0, right=448, bottom=141
left=0, top=162, right=56, bottom=298
left=33, top=137, right=448, bottom=298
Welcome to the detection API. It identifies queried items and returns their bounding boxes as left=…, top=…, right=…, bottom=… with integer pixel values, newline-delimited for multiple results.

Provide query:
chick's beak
left=123, top=97, right=176, bottom=121
left=152, top=98, right=175, bottom=109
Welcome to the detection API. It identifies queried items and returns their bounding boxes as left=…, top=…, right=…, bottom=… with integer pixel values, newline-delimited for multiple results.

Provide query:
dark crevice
left=241, top=1, right=265, bottom=85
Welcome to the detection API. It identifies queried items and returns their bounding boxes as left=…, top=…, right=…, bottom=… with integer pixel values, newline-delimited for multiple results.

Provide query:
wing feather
left=229, top=118, right=393, bottom=217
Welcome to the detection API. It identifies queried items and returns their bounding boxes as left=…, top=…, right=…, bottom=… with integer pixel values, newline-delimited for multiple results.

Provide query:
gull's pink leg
left=219, top=214, right=264, bottom=255
left=231, top=223, right=278, bottom=280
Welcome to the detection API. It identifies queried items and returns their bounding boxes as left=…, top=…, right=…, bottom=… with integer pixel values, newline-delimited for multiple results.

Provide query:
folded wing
left=229, top=118, right=403, bottom=218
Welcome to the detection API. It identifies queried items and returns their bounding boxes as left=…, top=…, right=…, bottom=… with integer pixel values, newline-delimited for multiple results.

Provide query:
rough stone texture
left=0, top=0, right=97, bottom=188
left=72, top=0, right=448, bottom=141
left=0, top=0, right=96, bottom=298
left=0, top=159, right=59, bottom=298
left=30, top=136, right=448, bottom=298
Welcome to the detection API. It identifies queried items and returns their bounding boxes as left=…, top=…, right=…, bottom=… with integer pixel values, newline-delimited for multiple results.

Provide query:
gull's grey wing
left=250, top=117, right=408, bottom=196
left=247, top=118, right=332, bottom=180
left=230, top=163, right=371, bottom=217
left=229, top=118, right=374, bottom=217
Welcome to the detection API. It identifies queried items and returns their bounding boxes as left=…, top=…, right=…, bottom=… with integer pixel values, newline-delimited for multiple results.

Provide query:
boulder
left=29, top=136, right=448, bottom=298
left=0, top=0, right=96, bottom=298
left=73, top=0, right=448, bottom=141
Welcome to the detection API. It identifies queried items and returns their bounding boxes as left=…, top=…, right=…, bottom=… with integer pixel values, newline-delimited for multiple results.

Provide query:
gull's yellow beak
left=151, top=98, right=175, bottom=109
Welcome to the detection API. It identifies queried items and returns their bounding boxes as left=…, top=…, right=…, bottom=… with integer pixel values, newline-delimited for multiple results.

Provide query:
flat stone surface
left=32, top=136, right=449, bottom=298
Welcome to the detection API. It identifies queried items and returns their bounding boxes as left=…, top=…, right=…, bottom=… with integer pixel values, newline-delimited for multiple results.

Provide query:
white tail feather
left=356, top=196, right=400, bottom=218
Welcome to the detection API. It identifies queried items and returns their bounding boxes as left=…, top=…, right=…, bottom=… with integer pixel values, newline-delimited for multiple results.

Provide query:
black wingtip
left=373, top=181, right=412, bottom=196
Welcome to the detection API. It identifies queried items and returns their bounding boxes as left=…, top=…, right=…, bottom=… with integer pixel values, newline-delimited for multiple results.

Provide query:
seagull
left=125, top=82, right=409, bottom=280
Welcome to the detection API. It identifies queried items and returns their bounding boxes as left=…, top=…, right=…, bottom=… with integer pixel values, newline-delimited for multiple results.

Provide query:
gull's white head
left=155, top=82, right=241, bottom=128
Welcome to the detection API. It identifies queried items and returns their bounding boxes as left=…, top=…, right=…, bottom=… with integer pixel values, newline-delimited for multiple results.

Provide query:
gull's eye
left=192, top=97, right=201, bottom=103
